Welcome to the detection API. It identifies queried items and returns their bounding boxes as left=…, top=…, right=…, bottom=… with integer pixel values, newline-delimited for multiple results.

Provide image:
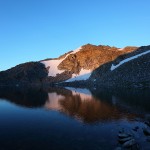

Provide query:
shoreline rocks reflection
left=0, top=86, right=48, bottom=108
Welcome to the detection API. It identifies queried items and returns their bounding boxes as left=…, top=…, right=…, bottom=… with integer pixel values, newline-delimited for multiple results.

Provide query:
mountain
left=1, top=43, right=150, bottom=89
left=90, top=45, right=150, bottom=89
left=40, top=44, right=137, bottom=83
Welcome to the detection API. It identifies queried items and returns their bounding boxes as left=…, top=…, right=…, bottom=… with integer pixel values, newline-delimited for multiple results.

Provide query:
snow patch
left=42, top=59, right=64, bottom=76
left=71, top=46, right=82, bottom=54
left=65, top=69, right=92, bottom=82
left=93, top=79, right=96, bottom=82
left=111, top=50, right=150, bottom=71
left=118, top=48, right=124, bottom=51
left=41, top=47, right=82, bottom=77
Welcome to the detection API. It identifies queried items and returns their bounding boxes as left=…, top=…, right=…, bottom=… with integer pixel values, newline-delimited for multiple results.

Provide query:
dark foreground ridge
left=90, top=45, right=150, bottom=89
left=0, top=62, right=48, bottom=87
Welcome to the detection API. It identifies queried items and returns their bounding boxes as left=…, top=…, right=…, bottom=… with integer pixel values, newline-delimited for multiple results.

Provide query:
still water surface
left=0, top=86, right=150, bottom=150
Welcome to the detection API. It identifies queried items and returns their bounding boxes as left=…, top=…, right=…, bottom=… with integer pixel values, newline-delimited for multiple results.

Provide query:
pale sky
left=0, top=0, right=150, bottom=70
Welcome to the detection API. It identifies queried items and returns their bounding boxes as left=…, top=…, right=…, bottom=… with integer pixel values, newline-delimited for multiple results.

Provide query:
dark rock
left=145, top=121, right=150, bottom=127
left=118, top=133, right=131, bottom=138
left=119, top=137, right=133, bottom=143
left=0, top=62, right=48, bottom=86
left=133, top=126, right=139, bottom=132
left=117, top=128, right=139, bottom=149
left=114, top=147, right=122, bottom=150
left=122, top=139, right=136, bottom=148
left=143, top=128, right=150, bottom=136
left=131, top=144, right=140, bottom=150
left=146, top=136, right=150, bottom=142
left=91, top=45, right=150, bottom=89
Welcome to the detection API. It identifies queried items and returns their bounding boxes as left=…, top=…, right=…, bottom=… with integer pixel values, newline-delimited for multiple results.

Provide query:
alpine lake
left=0, top=86, right=150, bottom=150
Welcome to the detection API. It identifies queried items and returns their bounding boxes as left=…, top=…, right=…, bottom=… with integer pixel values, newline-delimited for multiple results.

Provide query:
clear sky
left=0, top=0, right=150, bottom=71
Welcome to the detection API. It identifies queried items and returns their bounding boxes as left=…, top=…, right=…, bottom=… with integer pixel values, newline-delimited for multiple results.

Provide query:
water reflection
left=91, top=88, right=150, bottom=113
left=0, top=86, right=150, bottom=149
left=44, top=87, right=138, bottom=123
left=0, top=86, right=150, bottom=123
left=0, top=86, right=48, bottom=107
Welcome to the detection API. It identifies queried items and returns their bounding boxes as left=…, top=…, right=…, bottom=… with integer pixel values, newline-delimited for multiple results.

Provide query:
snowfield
left=42, top=59, right=64, bottom=76
left=41, top=46, right=92, bottom=82
left=65, top=69, right=91, bottom=82
left=111, top=50, right=150, bottom=71
left=41, top=47, right=82, bottom=77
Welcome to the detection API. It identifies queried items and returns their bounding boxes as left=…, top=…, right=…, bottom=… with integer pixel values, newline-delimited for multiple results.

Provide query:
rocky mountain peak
left=58, top=44, right=137, bottom=72
left=39, top=44, right=138, bottom=83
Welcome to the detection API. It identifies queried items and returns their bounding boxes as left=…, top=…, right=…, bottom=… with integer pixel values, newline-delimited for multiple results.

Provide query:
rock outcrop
left=58, top=44, right=137, bottom=72
left=0, top=62, right=48, bottom=86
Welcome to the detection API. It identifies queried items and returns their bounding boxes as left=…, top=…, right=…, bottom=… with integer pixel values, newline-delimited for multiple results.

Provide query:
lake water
left=0, top=86, right=150, bottom=150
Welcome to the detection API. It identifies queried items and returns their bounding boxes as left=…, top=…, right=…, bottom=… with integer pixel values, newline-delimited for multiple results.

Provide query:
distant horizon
left=1, top=0, right=150, bottom=71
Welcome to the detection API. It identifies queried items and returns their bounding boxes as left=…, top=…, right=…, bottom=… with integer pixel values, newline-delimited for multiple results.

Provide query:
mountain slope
left=0, top=62, right=48, bottom=86
left=91, top=45, right=150, bottom=89
left=40, top=44, right=137, bottom=83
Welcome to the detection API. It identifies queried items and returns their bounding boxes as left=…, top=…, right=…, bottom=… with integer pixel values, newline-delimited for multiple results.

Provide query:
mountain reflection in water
left=0, top=86, right=149, bottom=123
left=44, top=87, right=138, bottom=123
left=0, top=86, right=150, bottom=150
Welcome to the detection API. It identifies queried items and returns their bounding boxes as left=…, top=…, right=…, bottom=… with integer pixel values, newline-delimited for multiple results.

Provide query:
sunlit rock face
left=41, top=44, right=137, bottom=83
